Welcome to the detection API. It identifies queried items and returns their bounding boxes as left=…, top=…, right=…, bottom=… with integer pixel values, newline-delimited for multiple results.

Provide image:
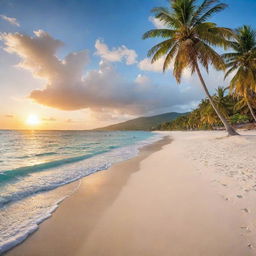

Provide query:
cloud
left=1, top=30, right=210, bottom=116
left=138, top=56, right=192, bottom=81
left=95, top=39, right=137, bottom=65
left=88, top=109, right=132, bottom=123
left=0, top=15, right=20, bottom=27
left=148, top=16, right=165, bottom=29
left=138, top=57, right=165, bottom=72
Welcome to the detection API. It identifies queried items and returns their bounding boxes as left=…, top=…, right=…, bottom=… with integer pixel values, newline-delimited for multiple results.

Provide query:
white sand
left=169, top=130, right=256, bottom=248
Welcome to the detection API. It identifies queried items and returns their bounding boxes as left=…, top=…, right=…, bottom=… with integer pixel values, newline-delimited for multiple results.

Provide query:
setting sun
left=26, top=114, right=41, bottom=126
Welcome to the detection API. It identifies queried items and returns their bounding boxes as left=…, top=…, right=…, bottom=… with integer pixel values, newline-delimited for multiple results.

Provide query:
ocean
left=0, top=130, right=162, bottom=253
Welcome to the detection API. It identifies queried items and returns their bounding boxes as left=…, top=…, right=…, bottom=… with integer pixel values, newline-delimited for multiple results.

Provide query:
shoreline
left=6, top=132, right=253, bottom=255
left=5, top=135, right=170, bottom=255
left=1, top=131, right=163, bottom=254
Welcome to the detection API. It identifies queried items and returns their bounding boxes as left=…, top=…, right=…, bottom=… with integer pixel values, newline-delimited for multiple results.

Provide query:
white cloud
left=1, top=30, right=216, bottom=116
left=95, top=39, right=137, bottom=65
left=0, top=14, right=20, bottom=27
left=148, top=16, right=165, bottom=29
left=138, top=57, right=165, bottom=72
left=138, top=56, right=192, bottom=80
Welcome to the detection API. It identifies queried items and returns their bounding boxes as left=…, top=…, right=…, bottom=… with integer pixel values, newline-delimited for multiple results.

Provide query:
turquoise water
left=0, top=130, right=162, bottom=253
left=0, top=130, right=152, bottom=177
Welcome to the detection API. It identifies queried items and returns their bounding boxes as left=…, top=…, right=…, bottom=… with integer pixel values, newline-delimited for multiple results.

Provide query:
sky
left=0, top=0, right=256, bottom=130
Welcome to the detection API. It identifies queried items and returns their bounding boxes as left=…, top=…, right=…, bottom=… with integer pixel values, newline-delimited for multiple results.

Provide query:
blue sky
left=1, top=0, right=255, bottom=56
left=0, top=0, right=255, bottom=129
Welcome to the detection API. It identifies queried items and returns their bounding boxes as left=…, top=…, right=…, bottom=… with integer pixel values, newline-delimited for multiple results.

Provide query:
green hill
left=95, top=112, right=187, bottom=131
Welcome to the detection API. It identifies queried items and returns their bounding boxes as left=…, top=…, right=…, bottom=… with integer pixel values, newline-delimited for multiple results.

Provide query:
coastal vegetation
left=143, top=0, right=256, bottom=135
left=223, top=25, right=256, bottom=122
left=157, top=86, right=255, bottom=131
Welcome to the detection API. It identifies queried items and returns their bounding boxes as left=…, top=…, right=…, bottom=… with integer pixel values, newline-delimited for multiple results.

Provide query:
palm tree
left=223, top=25, right=256, bottom=122
left=197, top=98, right=218, bottom=128
left=188, top=109, right=201, bottom=129
left=234, top=94, right=256, bottom=121
left=143, top=0, right=239, bottom=135
left=213, top=87, right=234, bottom=117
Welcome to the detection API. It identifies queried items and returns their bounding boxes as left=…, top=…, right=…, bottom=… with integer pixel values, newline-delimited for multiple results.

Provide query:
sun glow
left=26, top=114, right=41, bottom=126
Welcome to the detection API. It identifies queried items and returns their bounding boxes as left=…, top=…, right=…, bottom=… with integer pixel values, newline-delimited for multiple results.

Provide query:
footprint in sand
left=241, top=208, right=249, bottom=213
left=248, top=243, right=253, bottom=249
left=240, top=226, right=251, bottom=233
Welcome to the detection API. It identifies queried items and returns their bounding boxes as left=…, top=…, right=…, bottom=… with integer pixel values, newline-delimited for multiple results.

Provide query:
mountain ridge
left=95, top=112, right=187, bottom=131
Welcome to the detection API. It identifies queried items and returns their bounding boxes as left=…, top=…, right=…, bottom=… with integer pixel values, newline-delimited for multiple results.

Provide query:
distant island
left=95, top=112, right=187, bottom=131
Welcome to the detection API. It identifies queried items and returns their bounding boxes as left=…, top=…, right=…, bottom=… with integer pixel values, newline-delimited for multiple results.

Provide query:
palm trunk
left=246, top=99, right=256, bottom=122
left=195, top=63, right=239, bottom=136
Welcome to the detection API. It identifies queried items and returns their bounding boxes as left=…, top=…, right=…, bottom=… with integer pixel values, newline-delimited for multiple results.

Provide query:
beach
left=1, top=0, right=256, bottom=255
left=5, top=131, right=256, bottom=255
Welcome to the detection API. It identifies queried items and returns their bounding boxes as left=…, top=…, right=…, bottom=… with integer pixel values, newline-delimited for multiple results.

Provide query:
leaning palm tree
left=143, top=0, right=239, bottom=135
left=223, top=25, right=256, bottom=122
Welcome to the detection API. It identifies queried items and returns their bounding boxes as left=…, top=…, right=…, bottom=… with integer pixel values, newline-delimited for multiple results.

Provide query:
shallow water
left=0, top=130, right=162, bottom=253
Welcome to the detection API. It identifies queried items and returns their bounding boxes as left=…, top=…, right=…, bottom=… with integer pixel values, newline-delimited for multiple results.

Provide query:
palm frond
left=173, top=40, right=194, bottom=82
left=163, top=43, right=178, bottom=72
left=195, top=23, right=234, bottom=48
left=224, top=66, right=237, bottom=79
left=222, top=52, right=241, bottom=60
left=147, top=38, right=175, bottom=57
left=196, top=40, right=226, bottom=71
left=171, top=0, right=196, bottom=25
left=194, top=3, right=227, bottom=25
left=191, top=0, right=219, bottom=26
left=142, top=29, right=176, bottom=39
left=223, top=24, right=256, bottom=97
left=151, top=43, right=173, bottom=63
left=151, top=7, right=181, bottom=28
